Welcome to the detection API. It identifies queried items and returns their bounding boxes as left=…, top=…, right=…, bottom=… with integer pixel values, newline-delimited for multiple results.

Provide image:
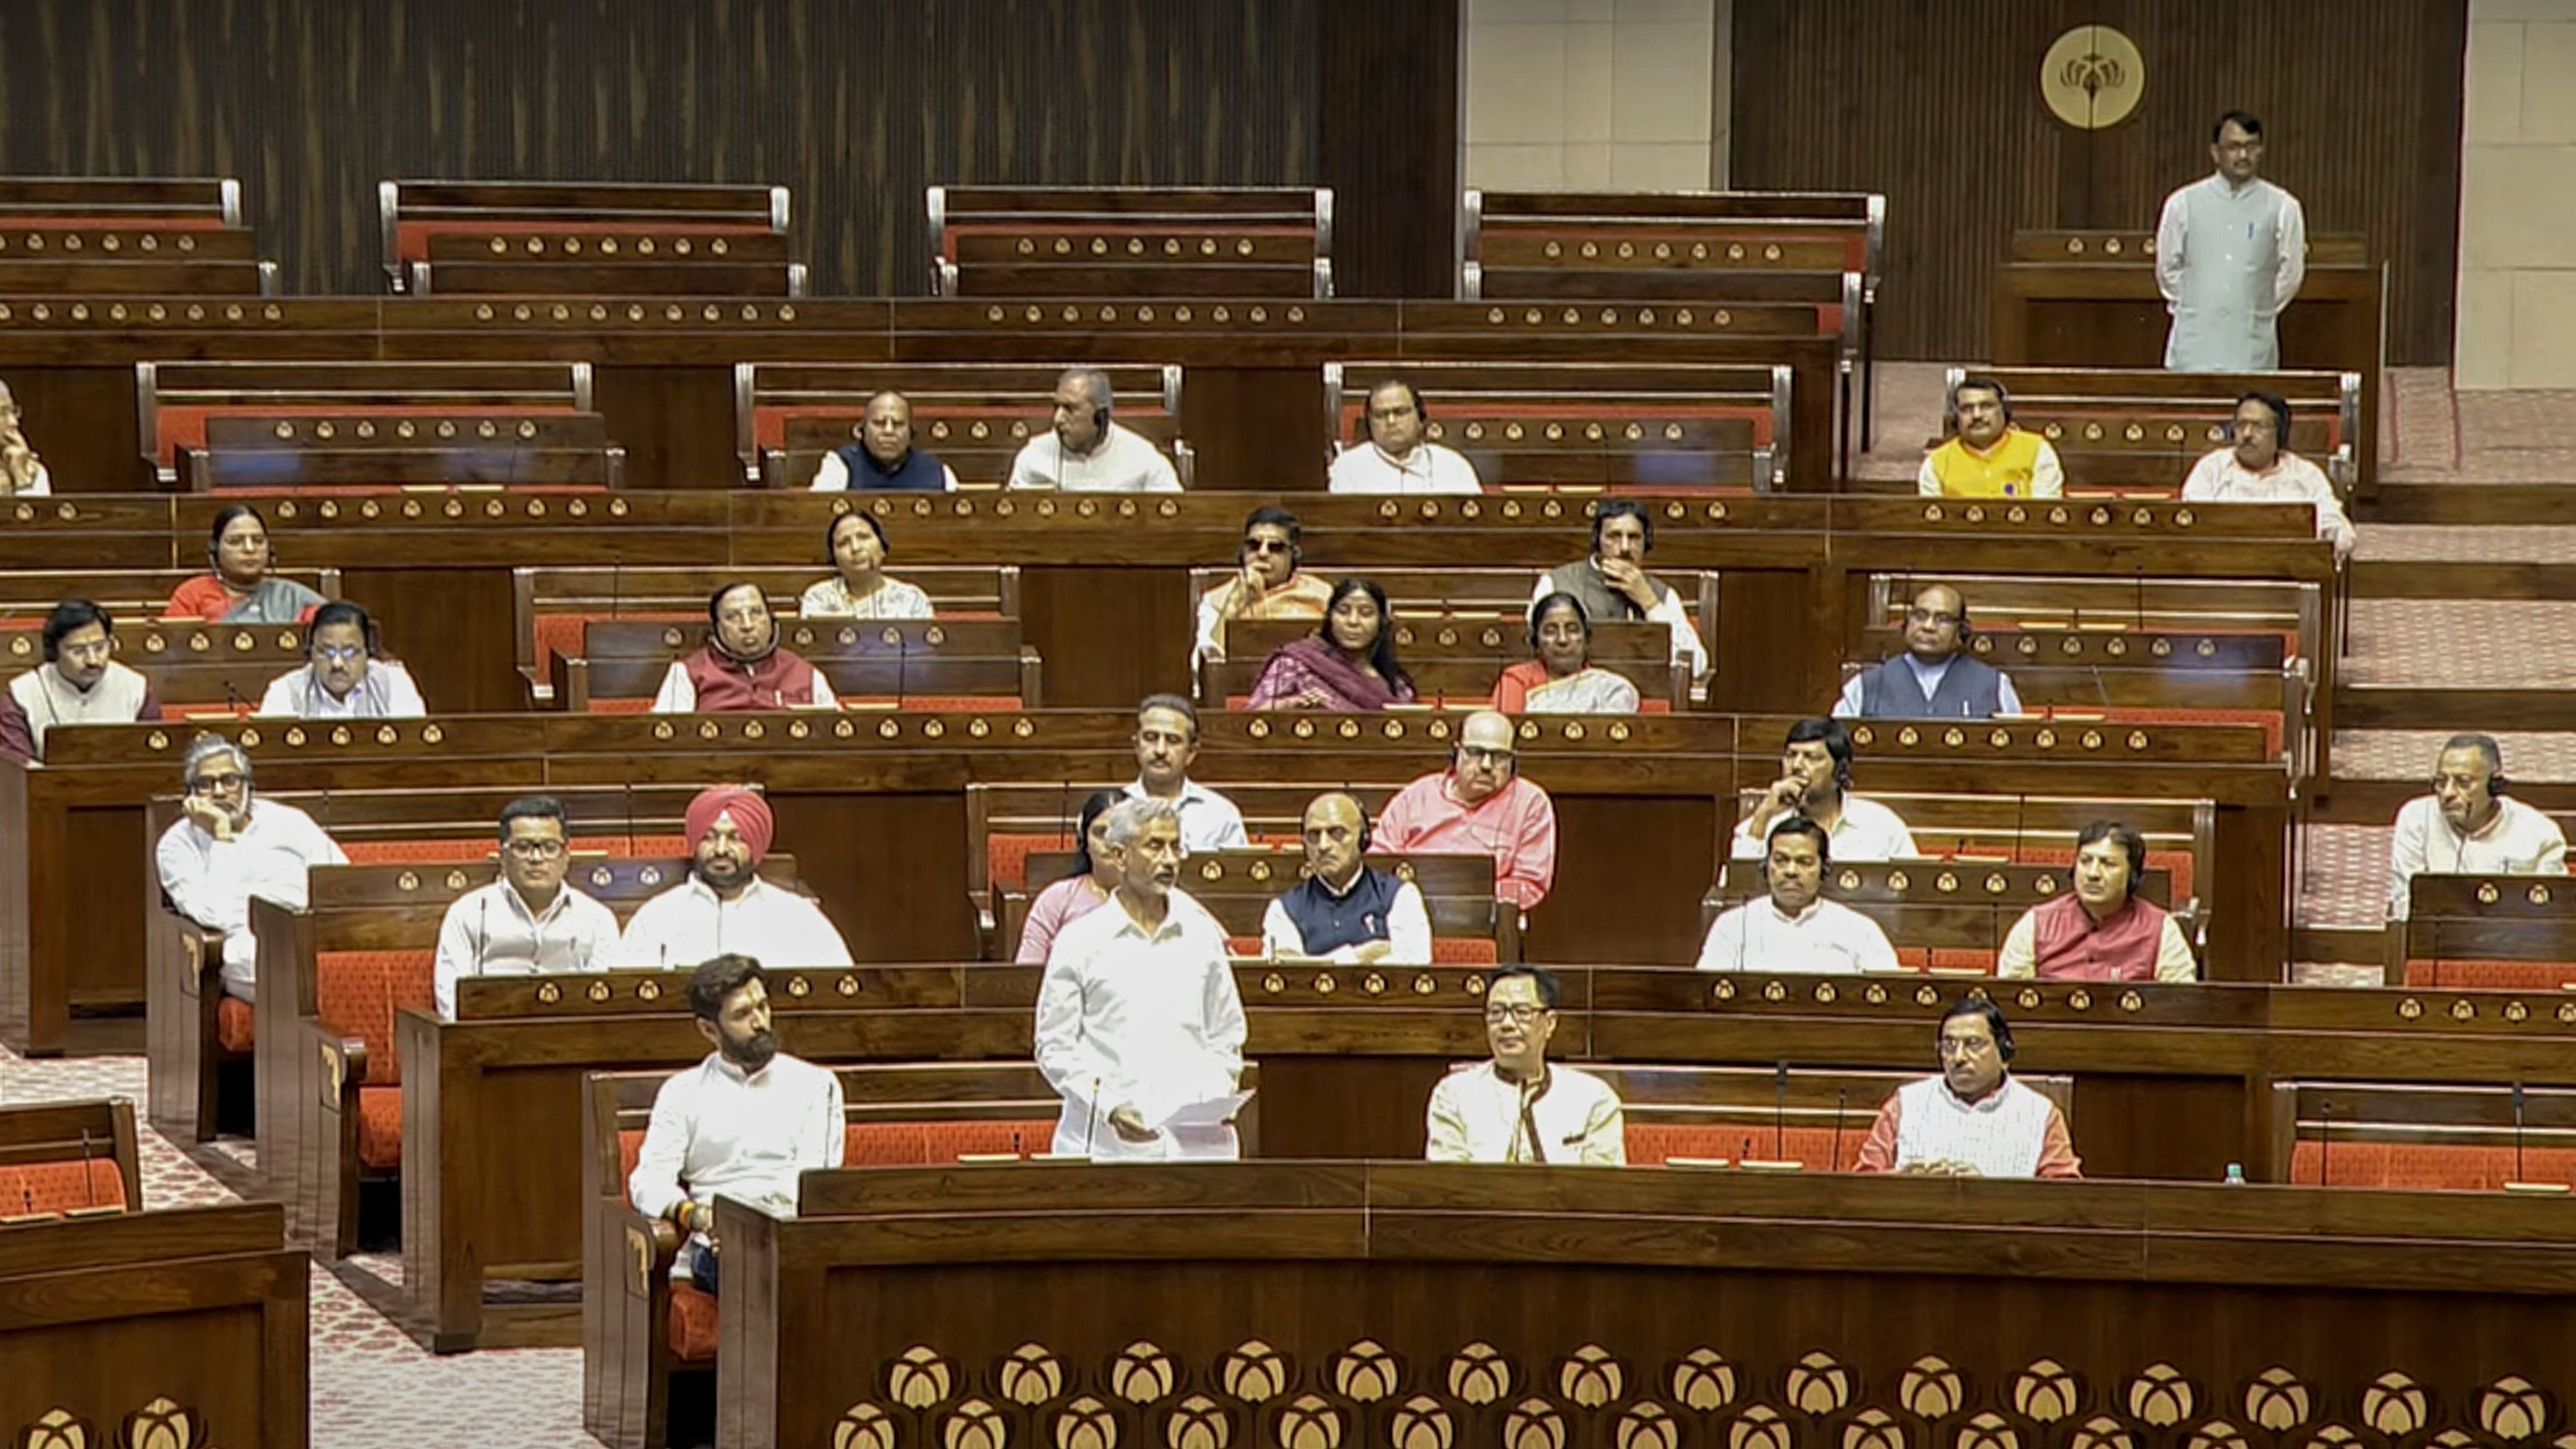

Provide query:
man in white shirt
left=154, top=734, right=349, bottom=1001
left=1834, top=584, right=2025, bottom=720
left=627, top=954, right=845, bottom=1291
left=2156, top=111, right=2308, bottom=372
left=1425, top=964, right=1623, bottom=1164
left=1261, top=792, right=1432, bottom=965
left=433, top=796, right=619, bottom=1018
left=1532, top=501, right=1710, bottom=684
left=1034, top=797, right=1248, bottom=1161
left=2179, top=392, right=2355, bottom=560
left=256, top=601, right=428, bottom=720
left=1731, top=718, right=1919, bottom=862
left=612, top=786, right=854, bottom=968
left=1006, top=368, right=1182, bottom=493
left=1123, top=694, right=1249, bottom=853
left=1698, top=817, right=1901, bottom=975
left=1327, top=379, right=1482, bottom=495
left=2388, top=734, right=2568, bottom=921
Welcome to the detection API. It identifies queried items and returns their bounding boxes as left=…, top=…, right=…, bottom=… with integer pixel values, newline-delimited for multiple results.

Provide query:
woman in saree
left=1246, top=576, right=1418, bottom=712
left=165, top=505, right=328, bottom=625
left=1493, top=593, right=1640, bottom=715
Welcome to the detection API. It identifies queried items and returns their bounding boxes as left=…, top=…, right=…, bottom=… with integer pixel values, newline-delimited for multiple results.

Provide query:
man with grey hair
left=1006, top=367, right=1182, bottom=493
left=154, top=734, right=347, bottom=1000
left=2387, top=733, right=2567, bottom=921
left=1034, top=795, right=1248, bottom=1161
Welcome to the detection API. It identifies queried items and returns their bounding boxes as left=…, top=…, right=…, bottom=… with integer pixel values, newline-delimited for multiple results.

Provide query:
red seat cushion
left=2408, top=957, right=2576, bottom=990
left=355, top=1085, right=404, bottom=1170
left=1627, top=1123, right=1866, bottom=1171
left=0, top=1159, right=129, bottom=1214
left=1431, top=938, right=1498, bottom=965
left=2290, top=1140, right=2576, bottom=1191
left=315, top=949, right=436, bottom=1087
left=216, top=997, right=256, bottom=1053
left=343, top=839, right=496, bottom=866
left=668, top=1283, right=720, bottom=1363
left=988, top=831, right=1078, bottom=893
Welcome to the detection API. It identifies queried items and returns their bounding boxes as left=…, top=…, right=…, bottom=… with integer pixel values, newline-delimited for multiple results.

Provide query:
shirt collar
left=1765, top=897, right=1824, bottom=926
left=686, top=874, right=768, bottom=906
left=492, top=878, right=575, bottom=925
left=1130, top=777, right=1206, bottom=808
left=1937, top=1074, right=2014, bottom=1111
left=1904, top=654, right=1955, bottom=686
left=705, top=1050, right=775, bottom=1086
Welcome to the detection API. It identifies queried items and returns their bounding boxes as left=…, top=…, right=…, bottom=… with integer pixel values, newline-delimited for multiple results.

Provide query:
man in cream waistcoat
left=1855, top=999, right=2080, bottom=1178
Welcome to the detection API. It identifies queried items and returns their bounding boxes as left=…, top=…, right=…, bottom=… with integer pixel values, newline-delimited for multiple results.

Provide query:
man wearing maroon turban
left=609, top=785, right=853, bottom=968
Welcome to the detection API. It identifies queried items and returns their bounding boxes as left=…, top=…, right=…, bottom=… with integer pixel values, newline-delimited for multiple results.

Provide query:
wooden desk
left=0, top=1201, right=306, bottom=1449
left=718, top=1162, right=2576, bottom=1449
left=381, top=965, right=2559, bottom=1351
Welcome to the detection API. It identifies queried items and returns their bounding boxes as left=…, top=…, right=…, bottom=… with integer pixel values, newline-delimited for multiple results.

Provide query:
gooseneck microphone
left=1773, top=1061, right=1789, bottom=1161
left=1830, top=1087, right=1848, bottom=1173
left=1081, top=1076, right=1103, bottom=1158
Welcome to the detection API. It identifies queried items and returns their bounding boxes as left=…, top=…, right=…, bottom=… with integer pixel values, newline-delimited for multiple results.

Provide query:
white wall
left=1462, top=0, right=1726, bottom=195
left=2457, top=0, right=2576, bottom=387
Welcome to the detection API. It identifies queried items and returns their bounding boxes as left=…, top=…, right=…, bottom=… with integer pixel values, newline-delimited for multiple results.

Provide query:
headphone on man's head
left=2455, top=733, right=2511, bottom=797
left=1753, top=813, right=1832, bottom=884
left=1944, top=997, right=2018, bottom=1062
left=1359, top=380, right=1426, bottom=443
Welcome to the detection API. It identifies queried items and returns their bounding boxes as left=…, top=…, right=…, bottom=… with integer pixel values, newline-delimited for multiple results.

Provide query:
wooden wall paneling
left=1317, top=0, right=1463, bottom=297
left=1730, top=0, right=2464, bottom=364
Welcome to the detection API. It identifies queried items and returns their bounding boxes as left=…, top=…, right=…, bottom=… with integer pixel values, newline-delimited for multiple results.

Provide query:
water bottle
left=2222, top=1163, right=2246, bottom=1186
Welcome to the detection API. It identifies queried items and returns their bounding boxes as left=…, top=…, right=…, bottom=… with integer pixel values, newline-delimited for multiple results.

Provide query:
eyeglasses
left=314, top=646, right=365, bottom=664
left=1483, top=1004, right=1546, bottom=1025
left=505, top=838, right=569, bottom=860
left=1243, top=539, right=1293, bottom=554
left=1937, top=1036, right=1997, bottom=1058
left=188, top=771, right=246, bottom=794
left=1906, top=607, right=1962, bottom=627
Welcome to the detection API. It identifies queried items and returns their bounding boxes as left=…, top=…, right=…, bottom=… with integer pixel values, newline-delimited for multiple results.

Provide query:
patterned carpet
left=0, top=1042, right=602, bottom=1449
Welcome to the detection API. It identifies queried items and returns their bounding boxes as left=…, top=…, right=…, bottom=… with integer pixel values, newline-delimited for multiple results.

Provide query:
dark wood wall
left=1731, top=0, right=2467, bottom=365
left=0, top=0, right=1457, bottom=300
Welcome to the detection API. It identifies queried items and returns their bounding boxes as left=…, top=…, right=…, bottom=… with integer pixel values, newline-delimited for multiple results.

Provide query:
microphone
left=474, top=891, right=491, bottom=983
left=2515, top=1082, right=2529, bottom=1183
left=224, top=680, right=247, bottom=718
left=896, top=631, right=909, bottom=709
left=1081, top=1077, right=1103, bottom=1158
left=1773, top=1061, right=1789, bottom=1161
left=2316, top=1097, right=2333, bottom=1186
left=624, top=782, right=637, bottom=857
left=1830, top=1087, right=1847, bottom=1172
left=79, top=1129, right=97, bottom=1207
left=2088, top=663, right=2112, bottom=714
left=1057, top=779, right=1075, bottom=863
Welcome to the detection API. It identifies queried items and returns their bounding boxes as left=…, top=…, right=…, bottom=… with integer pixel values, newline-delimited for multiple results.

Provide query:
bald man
left=1374, top=710, right=1558, bottom=911
left=1261, top=792, right=1433, bottom=965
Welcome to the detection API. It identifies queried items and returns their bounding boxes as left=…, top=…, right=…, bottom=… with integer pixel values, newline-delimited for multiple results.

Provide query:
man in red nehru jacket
left=651, top=582, right=839, bottom=713
left=609, top=785, right=853, bottom=969
left=1996, top=821, right=2197, bottom=982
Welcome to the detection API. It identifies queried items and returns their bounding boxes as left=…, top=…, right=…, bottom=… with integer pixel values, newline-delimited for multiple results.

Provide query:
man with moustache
left=1123, top=694, right=1249, bottom=853
left=2157, top=111, right=2308, bottom=373
left=1730, top=718, right=1919, bottom=862
left=1917, top=376, right=2062, bottom=500
left=2386, top=734, right=2566, bottom=922
left=1533, top=500, right=1710, bottom=684
left=611, top=786, right=853, bottom=969
left=1996, top=821, right=2197, bottom=982
left=2179, top=392, right=2355, bottom=559
left=627, top=954, right=846, bottom=1291
left=1, top=599, right=160, bottom=761
left=1696, top=817, right=1899, bottom=975
left=155, top=733, right=348, bottom=1003
left=1006, top=368, right=1182, bottom=493
left=431, top=796, right=619, bottom=1018
left=651, top=582, right=839, bottom=713
left=1834, top=583, right=2024, bottom=721
left=1426, top=964, right=1624, bottom=1164
left=1035, top=797, right=1249, bottom=1161
left=1194, top=506, right=1336, bottom=663
left=1855, top=999, right=2081, bottom=1179
left=1376, top=709, right=1559, bottom=912
left=1262, top=792, right=1432, bottom=966
left=808, top=389, right=961, bottom=492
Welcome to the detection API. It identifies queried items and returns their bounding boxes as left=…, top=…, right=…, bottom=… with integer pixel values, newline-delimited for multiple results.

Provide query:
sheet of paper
left=1148, top=1090, right=1256, bottom=1132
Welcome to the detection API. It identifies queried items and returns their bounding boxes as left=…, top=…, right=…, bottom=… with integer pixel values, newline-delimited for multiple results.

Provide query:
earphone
left=1753, top=816, right=1832, bottom=885
left=1359, top=381, right=1427, bottom=444
left=1356, top=805, right=1375, bottom=853
left=39, top=600, right=111, bottom=665
left=1942, top=376, right=2014, bottom=434
left=1943, top=997, right=2017, bottom=1061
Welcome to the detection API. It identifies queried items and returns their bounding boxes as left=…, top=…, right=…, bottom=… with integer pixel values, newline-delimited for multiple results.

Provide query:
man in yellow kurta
left=1917, top=375, right=2063, bottom=500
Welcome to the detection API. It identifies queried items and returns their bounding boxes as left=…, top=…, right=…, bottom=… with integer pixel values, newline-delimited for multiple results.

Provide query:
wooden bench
left=0, top=175, right=277, bottom=296
left=1325, top=360, right=1788, bottom=490
left=380, top=179, right=798, bottom=296
left=1003, top=846, right=1514, bottom=964
left=928, top=185, right=1332, bottom=299
left=1591, top=1061, right=2070, bottom=1169
left=514, top=562, right=1020, bottom=702
left=2395, top=874, right=2576, bottom=991
left=736, top=360, right=1185, bottom=489
left=136, top=359, right=595, bottom=488
left=1991, top=229, right=2386, bottom=501
left=0, top=1098, right=139, bottom=1217
left=555, top=617, right=1042, bottom=712
left=141, top=782, right=724, bottom=1147
left=1701, top=859, right=2185, bottom=975
left=177, top=409, right=624, bottom=492
left=2267, top=1081, right=2576, bottom=1191
left=245, top=854, right=806, bottom=1260
left=1206, top=615, right=1682, bottom=711
left=1936, top=364, right=2362, bottom=495
left=579, top=1060, right=1245, bottom=1449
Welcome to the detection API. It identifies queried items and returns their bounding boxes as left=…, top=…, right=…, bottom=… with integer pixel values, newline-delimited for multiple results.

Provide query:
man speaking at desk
left=1035, top=797, right=1248, bottom=1161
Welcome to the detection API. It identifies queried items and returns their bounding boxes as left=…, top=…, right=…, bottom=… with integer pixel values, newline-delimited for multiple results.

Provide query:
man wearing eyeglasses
left=1855, top=998, right=2079, bottom=1179
left=1375, top=709, right=1558, bottom=911
left=1427, top=965, right=1623, bottom=1164
left=1833, top=583, right=2021, bottom=721
left=1194, top=506, right=1335, bottom=663
left=433, top=796, right=619, bottom=1018
left=155, top=733, right=348, bottom=1003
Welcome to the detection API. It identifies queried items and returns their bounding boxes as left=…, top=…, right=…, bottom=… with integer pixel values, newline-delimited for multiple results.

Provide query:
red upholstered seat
left=2004, top=847, right=2196, bottom=912
left=356, top=1086, right=404, bottom=1170
left=315, top=949, right=435, bottom=1171
left=1927, top=948, right=1999, bottom=973
left=216, top=997, right=256, bottom=1053
left=2407, top=958, right=2576, bottom=991
left=344, top=838, right=495, bottom=866
left=0, top=1159, right=129, bottom=1214
left=989, top=832, right=1079, bottom=893
left=1627, top=1123, right=1867, bottom=1171
left=2289, top=1140, right=2576, bottom=1191
left=1431, top=938, right=1498, bottom=965
left=669, top=1283, right=720, bottom=1363
left=535, top=612, right=699, bottom=681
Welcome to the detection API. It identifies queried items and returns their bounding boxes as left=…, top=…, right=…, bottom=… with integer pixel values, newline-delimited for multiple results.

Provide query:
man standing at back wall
left=2157, top=110, right=2307, bottom=372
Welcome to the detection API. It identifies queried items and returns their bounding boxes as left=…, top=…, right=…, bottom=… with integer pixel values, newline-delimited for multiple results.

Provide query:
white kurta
left=1327, top=442, right=1484, bottom=495
left=433, top=879, right=620, bottom=1018
left=2387, top=795, right=2569, bottom=920
left=1006, top=423, right=1182, bottom=493
left=609, top=874, right=855, bottom=969
left=1729, top=795, right=1920, bottom=861
left=1033, top=889, right=1247, bottom=1161
left=1425, top=1061, right=1625, bottom=1164
left=1696, top=896, right=1901, bottom=975
left=155, top=800, right=349, bottom=999
left=2179, top=448, right=2354, bottom=558
left=794, top=576, right=935, bottom=620
left=256, top=661, right=428, bottom=720
left=626, top=1051, right=845, bottom=1220
left=2156, top=174, right=2308, bottom=371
